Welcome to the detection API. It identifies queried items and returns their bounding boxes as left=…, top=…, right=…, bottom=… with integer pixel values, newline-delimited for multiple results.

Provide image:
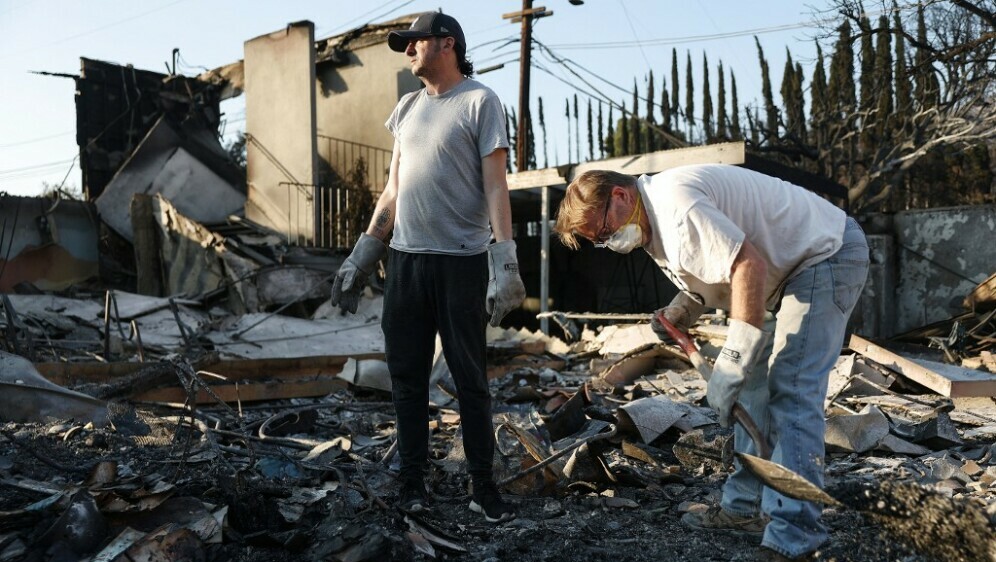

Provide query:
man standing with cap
left=329, top=11, right=524, bottom=523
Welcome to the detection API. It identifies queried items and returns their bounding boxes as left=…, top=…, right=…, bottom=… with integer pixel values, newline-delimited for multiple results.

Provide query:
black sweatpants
left=382, top=248, right=495, bottom=480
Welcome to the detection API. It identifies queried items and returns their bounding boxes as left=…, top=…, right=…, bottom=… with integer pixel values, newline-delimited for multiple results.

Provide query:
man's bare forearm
left=728, top=239, right=767, bottom=328
left=366, top=195, right=396, bottom=241
left=366, top=140, right=401, bottom=241
left=482, top=149, right=513, bottom=241
left=371, top=206, right=393, bottom=239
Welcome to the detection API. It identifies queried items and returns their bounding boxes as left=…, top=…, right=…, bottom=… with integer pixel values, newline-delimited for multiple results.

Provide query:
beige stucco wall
left=315, top=43, right=420, bottom=151
left=244, top=21, right=318, bottom=243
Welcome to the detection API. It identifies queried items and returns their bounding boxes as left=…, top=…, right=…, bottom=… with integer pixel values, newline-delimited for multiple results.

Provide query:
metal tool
left=735, top=452, right=841, bottom=506
left=652, top=312, right=772, bottom=460
left=653, top=312, right=847, bottom=503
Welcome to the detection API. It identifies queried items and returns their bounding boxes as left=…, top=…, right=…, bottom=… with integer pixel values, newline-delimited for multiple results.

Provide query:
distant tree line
left=503, top=0, right=995, bottom=213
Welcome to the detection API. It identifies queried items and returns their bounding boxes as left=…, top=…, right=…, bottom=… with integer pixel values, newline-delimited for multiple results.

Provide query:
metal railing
left=278, top=136, right=390, bottom=249
left=317, top=135, right=390, bottom=197
left=315, top=182, right=377, bottom=249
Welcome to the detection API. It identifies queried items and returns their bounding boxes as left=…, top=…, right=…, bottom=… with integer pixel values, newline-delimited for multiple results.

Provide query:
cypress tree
left=730, top=70, right=741, bottom=139
left=810, top=42, right=828, bottom=142
left=828, top=21, right=857, bottom=182
left=671, top=48, right=680, bottom=130
left=717, top=61, right=727, bottom=140
left=828, top=22, right=857, bottom=116
left=620, top=100, right=630, bottom=156
left=914, top=4, right=938, bottom=110
left=539, top=96, right=548, bottom=169
left=660, top=75, right=671, bottom=148
left=508, top=106, right=518, bottom=172
left=660, top=74, right=670, bottom=132
left=893, top=6, right=912, bottom=133
left=645, top=71, right=656, bottom=152
left=598, top=101, right=605, bottom=158
left=565, top=99, right=572, bottom=163
left=859, top=14, right=877, bottom=152
left=702, top=53, right=714, bottom=141
left=780, top=49, right=795, bottom=137
left=874, top=14, right=893, bottom=144
left=631, top=80, right=641, bottom=154
left=587, top=98, right=594, bottom=161
left=526, top=105, right=536, bottom=169
left=606, top=105, right=615, bottom=157
left=573, top=94, right=581, bottom=163
left=685, top=51, right=695, bottom=140
left=756, top=37, right=777, bottom=144
left=781, top=49, right=806, bottom=141
left=794, top=61, right=807, bottom=140
left=504, top=105, right=513, bottom=173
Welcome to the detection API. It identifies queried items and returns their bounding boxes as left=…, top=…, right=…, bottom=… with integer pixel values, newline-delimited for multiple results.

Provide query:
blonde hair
left=554, top=170, right=637, bottom=250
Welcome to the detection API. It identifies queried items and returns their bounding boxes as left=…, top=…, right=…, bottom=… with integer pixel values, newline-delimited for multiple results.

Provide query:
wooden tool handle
left=654, top=311, right=773, bottom=460
left=732, top=403, right=772, bottom=460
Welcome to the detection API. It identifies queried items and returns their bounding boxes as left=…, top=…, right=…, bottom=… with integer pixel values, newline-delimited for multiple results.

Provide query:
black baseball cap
left=388, top=12, right=466, bottom=52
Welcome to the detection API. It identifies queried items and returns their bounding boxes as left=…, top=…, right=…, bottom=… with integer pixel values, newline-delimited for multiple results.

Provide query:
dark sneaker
left=469, top=480, right=515, bottom=523
left=399, top=475, right=429, bottom=513
left=681, top=506, right=767, bottom=538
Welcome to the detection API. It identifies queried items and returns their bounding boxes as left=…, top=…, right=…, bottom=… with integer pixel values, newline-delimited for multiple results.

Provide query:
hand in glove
left=707, top=319, right=770, bottom=427
left=650, top=292, right=706, bottom=340
left=486, top=240, right=526, bottom=327
left=330, top=234, right=387, bottom=314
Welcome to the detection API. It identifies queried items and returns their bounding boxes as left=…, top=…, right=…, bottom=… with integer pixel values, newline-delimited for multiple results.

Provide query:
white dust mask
left=599, top=195, right=643, bottom=254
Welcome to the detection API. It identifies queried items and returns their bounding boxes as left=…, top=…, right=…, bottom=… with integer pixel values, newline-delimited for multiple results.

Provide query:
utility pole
left=501, top=1, right=582, bottom=336
left=503, top=1, right=552, bottom=173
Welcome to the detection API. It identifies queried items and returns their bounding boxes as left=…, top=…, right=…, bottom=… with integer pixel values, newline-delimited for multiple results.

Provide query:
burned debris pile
left=2, top=139, right=996, bottom=560
left=1, top=271, right=996, bottom=560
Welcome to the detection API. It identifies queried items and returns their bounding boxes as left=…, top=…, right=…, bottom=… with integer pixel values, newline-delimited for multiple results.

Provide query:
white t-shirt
left=639, top=164, right=846, bottom=311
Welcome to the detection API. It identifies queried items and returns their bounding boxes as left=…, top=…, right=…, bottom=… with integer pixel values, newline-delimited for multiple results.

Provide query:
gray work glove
left=330, top=233, right=387, bottom=314
left=486, top=240, right=526, bottom=327
left=650, top=291, right=707, bottom=340
left=707, top=319, right=770, bottom=428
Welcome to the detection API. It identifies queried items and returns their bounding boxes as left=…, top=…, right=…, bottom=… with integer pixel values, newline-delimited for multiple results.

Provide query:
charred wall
left=75, top=58, right=222, bottom=201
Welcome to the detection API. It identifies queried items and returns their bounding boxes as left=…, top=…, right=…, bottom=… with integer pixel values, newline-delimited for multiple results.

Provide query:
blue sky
left=0, top=0, right=838, bottom=197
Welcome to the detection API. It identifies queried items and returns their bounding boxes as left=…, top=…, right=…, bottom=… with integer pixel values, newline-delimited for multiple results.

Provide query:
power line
left=317, top=0, right=416, bottom=37
left=476, top=47, right=521, bottom=66
left=0, top=158, right=76, bottom=177
left=317, top=0, right=402, bottom=36
left=468, top=35, right=520, bottom=54
left=617, top=0, right=652, bottom=69
left=531, top=40, right=687, bottom=147
left=544, top=3, right=922, bottom=50
left=547, top=21, right=815, bottom=50
left=0, top=0, right=192, bottom=62
left=0, top=131, right=73, bottom=149
left=534, top=36, right=725, bottom=130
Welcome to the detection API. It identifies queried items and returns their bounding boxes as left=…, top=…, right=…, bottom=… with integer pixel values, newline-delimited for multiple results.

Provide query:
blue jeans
left=720, top=218, right=869, bottom=558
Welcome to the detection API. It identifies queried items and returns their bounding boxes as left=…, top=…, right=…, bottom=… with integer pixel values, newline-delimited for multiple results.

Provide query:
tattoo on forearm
left=373, top=209, right=391, bottom=236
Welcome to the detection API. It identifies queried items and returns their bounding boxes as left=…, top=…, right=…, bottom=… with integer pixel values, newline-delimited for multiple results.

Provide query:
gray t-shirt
left=385, top=79, right=509, bottom=255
